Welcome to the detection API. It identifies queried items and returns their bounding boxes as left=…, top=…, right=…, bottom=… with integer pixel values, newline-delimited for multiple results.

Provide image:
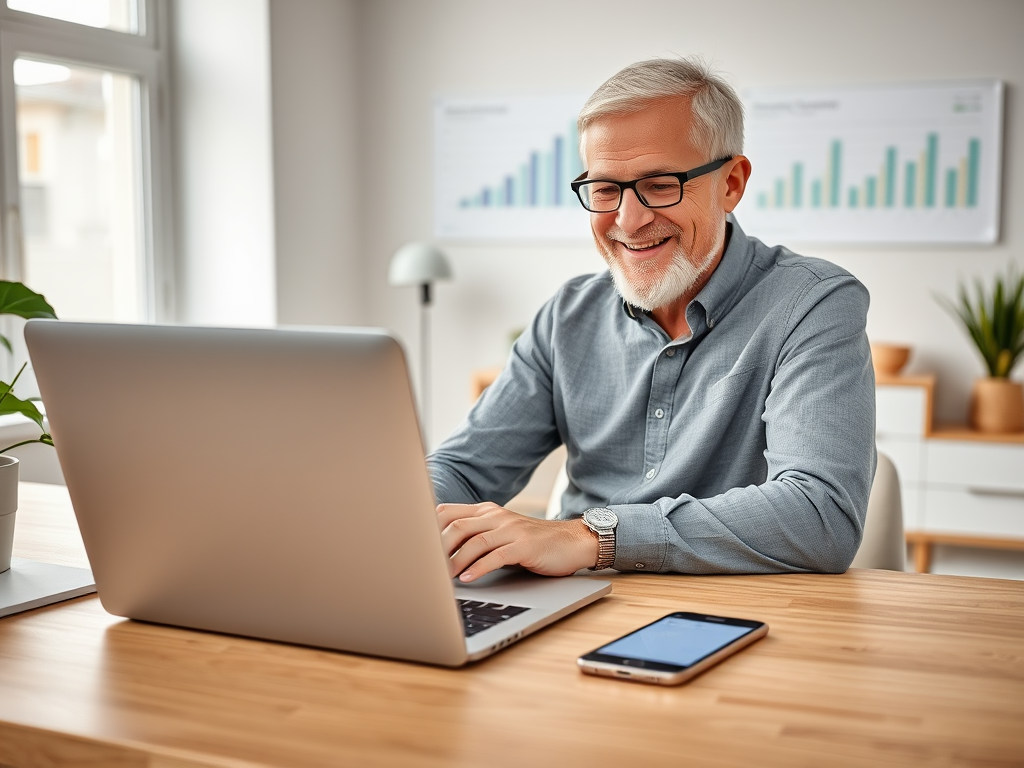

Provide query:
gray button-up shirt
left=428, top=218, right=876, bottom=574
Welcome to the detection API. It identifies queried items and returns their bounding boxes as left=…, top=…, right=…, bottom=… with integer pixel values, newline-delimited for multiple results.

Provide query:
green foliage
left=0, top=281, right=57, bottom=454
left=0, top=281, right=57, bottom=354
left=937, top=267, right=1024, bottom=379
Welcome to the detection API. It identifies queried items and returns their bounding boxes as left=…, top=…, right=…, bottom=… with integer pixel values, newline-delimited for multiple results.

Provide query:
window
left=0, top=0, right=172, bottom=336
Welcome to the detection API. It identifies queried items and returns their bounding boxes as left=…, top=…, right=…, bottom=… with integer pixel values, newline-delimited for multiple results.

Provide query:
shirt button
left=708, top=318, right=715, bottom=328
left=635, top=563, right=646, bottom=569
left=665, top=349, right=675, bottom=357
left=645, top=468, right=656, bottom=480
left=654, top=408, right=664, bottom=419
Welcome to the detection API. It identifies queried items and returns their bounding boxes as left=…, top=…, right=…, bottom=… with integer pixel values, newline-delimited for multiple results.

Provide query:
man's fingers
left=446, top=526, right=511, bottom=577
left=440, top=515, right=497, bottom=559
left=436, top=502, right=497, bottom=530
left=456, top=544, right=515, bottom=583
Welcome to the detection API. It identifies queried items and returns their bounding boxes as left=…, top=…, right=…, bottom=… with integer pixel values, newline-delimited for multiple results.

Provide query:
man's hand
left=437, top=502, right=599, bottom=582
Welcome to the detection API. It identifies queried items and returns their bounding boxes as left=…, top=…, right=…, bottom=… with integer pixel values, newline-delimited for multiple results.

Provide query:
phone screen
left=594, top=614, right=758, bottom=668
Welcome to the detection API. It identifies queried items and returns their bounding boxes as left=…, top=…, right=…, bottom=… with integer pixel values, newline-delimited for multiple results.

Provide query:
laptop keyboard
left=457, top=599, right=530, bottom=637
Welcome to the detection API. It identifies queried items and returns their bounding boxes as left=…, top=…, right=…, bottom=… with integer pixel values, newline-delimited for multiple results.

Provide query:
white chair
left=546, top=450, right=905, bottom=571
left=850, top=451, right=905, bottom=571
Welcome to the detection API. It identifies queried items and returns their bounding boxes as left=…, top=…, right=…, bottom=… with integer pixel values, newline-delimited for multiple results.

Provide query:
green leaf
left=0, top=334, right=10, bottom=355
left=0, top=281, right=57, bottom=319
left=937, top=265, right=1024, bottom=378
left=0, top=380, right=45, bottom=430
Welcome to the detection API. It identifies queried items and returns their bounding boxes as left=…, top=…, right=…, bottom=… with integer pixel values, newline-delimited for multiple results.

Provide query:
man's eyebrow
left=589, top=166, right=682, bottom=179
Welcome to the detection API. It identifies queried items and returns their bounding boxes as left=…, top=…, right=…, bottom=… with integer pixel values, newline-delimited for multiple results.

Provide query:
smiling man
left=428, top=58, right=876, bottom=581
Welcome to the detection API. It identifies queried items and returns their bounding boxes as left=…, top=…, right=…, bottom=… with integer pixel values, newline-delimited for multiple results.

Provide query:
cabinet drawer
left=901, top=485, right=923, bottom=531
left=876, top=386, right=928, bottom=437
left=925, top=441, right=1024, bottom=492
left=876, top=437, right=923, bottom=484
left=921, top=487, right=1024, bottom=538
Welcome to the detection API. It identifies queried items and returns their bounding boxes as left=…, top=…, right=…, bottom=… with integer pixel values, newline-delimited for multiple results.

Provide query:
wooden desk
left=2, top=484, right=1023, bottom=767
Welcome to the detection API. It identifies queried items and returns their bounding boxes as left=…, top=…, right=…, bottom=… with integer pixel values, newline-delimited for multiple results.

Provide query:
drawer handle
left=967, top=486, right=1024, bottom=499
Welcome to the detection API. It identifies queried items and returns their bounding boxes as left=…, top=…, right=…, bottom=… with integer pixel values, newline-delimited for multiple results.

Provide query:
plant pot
left=970, top=378, right=1024, bottom=434
left=0, top=455, right=18, bottom=574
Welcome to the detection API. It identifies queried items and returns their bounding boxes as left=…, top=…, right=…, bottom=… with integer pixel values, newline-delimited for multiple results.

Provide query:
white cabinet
left=875, top=376, right=1024, bottom=571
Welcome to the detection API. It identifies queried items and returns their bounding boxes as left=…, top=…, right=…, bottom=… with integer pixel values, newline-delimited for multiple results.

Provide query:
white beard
left=607, top=219, right=725, bottom=312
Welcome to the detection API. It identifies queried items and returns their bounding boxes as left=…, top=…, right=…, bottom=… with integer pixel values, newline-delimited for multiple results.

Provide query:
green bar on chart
left=758, top=192, right=768, bottom=208
left=945, top=168, right=957, bottom=208
left=774, top=178, right=785, bottom=208
left=967, top=138, right=980, bottom=207
left=829, top=140, right=841, bottom=207
left=811, top=179, right=822, bottom=208
left=848, top=187, right=858, bottom=208
left=866, top=177, right=877, bottom=208
left=792, top=163, right=803, bottom=208
left=885, top=147, right=897, bottom=207
left=925, top=133, right=938, bottom=207
left=904, top=161, right=916, bottom=207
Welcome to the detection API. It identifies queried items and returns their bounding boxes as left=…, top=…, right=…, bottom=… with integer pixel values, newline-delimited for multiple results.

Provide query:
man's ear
left=722, top=156, right=752, bottom=213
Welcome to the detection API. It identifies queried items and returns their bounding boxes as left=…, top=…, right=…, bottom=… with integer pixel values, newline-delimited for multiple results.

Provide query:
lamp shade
left=388, top=242, right=453, bottom=286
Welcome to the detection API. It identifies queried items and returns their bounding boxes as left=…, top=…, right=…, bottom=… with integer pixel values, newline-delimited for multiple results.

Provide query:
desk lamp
left=388, top=242, right=453, bottom=443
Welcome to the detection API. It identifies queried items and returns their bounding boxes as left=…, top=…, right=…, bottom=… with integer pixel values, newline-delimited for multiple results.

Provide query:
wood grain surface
left=2, top=484, right=1023, bottom=768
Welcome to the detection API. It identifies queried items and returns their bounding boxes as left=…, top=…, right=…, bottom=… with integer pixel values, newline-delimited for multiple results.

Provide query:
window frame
left=0, top=0, right=175, bottom=326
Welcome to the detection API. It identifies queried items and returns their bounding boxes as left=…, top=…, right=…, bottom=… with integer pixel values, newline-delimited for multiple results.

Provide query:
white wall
left=353, top=0, right=1024, bottom=445
left=170, top=0, right=277, bottom=326
left=268, top=0, right=362, bottom=326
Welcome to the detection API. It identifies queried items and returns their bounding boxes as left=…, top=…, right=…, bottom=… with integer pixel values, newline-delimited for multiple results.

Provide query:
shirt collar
left=690, top=216, right=752, bottom=331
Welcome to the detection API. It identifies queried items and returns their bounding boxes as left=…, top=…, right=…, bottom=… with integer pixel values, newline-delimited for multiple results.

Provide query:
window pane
left=16, top=58, right=144, bottom=322
left=7, top=0, right=137, bottom=34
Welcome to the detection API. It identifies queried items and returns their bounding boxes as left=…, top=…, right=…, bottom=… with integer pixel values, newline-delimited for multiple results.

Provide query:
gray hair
left=578, top=57, right=744, bottom=162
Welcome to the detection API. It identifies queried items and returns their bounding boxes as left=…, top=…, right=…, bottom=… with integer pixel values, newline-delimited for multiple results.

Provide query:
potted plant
left=937, top=267, right=1024, bottom=433
left=0, top=281, right=57, bottom=573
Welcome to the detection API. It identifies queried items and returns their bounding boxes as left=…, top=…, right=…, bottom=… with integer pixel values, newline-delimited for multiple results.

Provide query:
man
left=428, top=58, right=875, bottom=583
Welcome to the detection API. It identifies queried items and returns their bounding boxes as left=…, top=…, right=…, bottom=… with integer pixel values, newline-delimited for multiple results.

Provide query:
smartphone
left=577, top=611, right=768, bottom=685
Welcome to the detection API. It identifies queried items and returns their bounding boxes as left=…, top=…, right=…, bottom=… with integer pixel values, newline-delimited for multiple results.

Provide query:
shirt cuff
left=608, top=503, right=668, bottom=572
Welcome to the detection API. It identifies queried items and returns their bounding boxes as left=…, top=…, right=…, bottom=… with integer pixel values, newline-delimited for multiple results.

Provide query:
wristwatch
left=582, top=507, right=618, bottom=570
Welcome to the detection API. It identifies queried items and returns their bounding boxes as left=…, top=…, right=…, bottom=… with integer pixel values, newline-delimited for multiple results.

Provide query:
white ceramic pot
left=0, top=455, right=18, bottom=573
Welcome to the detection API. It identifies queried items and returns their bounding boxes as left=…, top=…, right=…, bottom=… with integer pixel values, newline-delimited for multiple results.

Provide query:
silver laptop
left=25, top=321, right=610, bottom=666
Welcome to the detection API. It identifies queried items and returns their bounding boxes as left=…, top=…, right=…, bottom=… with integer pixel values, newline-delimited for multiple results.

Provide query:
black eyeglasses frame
left=570, top=156, right=733, bottom=212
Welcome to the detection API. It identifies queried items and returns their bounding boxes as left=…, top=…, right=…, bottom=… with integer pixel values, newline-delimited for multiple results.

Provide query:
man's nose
left=615, top=188, right=655, bottom=233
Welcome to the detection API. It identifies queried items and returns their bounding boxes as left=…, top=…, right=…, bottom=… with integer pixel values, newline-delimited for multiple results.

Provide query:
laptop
left=25, top=321, right=610, bottom=666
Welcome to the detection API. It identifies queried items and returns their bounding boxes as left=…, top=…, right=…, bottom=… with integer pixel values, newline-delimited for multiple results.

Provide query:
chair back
left=850, top=451, right=905, bottom=571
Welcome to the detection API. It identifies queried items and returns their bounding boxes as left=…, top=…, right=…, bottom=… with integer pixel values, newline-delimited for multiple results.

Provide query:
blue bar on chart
left=945, top=168, right=957, bottom=208
left=924, top=133, right=938, bottom=207
left=829, top=140, right=842, bottom=207
left=885, top=147, right=896, bottom=207
left=967, top=138, right=980, bottom=207
left=904, top=161, right=916, bottom=208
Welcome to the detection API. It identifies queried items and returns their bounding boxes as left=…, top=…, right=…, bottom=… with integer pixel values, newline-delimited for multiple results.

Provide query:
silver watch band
left=592, top=530, right=615, bottom=570
left=582, top=507, right=617, bottom=570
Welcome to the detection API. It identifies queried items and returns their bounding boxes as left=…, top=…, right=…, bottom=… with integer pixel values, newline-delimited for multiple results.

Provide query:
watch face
left=584, top=507, right=617, bottom=529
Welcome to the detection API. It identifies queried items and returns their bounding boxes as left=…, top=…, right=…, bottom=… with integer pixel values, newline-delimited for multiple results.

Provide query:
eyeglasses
left=570, top=157, right=732, bottom=213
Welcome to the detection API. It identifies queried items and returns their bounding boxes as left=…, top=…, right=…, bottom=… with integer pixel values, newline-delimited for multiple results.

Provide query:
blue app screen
left=598, top=617, right=753, bottom=667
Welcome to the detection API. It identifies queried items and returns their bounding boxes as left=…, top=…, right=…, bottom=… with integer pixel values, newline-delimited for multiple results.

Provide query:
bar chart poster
left=734, top=80, right=1003, bottom=244
left=434, top=93, right=591, bottom=240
